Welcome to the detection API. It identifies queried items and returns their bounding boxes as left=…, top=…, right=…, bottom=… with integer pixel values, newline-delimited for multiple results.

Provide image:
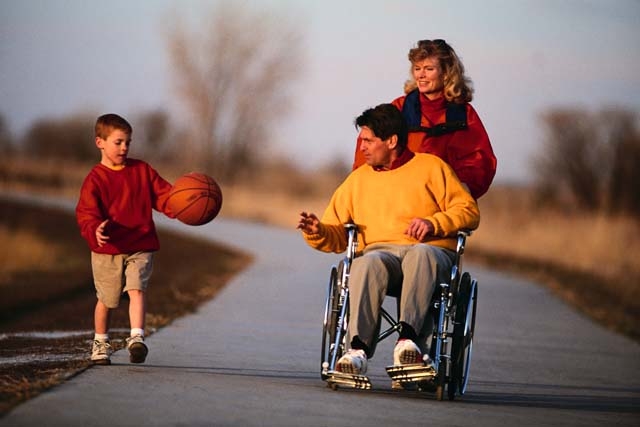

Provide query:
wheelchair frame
left=320, top=224, right=478, bottom=400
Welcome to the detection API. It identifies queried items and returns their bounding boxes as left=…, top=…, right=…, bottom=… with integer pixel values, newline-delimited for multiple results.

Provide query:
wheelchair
left=320, top=224, right=478, bottom=401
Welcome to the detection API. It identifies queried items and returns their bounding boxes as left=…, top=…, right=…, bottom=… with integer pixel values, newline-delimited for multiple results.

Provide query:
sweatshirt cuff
left=427, top=216, right=442, bottom=236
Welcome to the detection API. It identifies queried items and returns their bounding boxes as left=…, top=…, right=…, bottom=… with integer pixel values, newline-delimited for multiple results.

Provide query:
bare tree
left=164, top=1, right=304, bottom=181
left=600, top=108, right=640, bottom=215
left=131, top=109, right=173, bottom=162
left=0, top=115, right=14, bottom=154
left=532, top=109, right=603, bottom=210
left=22, top=114, right=96, bottom=162
left=532, top=107, right=640, bottom=216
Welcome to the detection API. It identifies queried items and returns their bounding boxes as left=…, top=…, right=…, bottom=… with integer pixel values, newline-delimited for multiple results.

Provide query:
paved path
left=1, top=206, right=639, bottom=426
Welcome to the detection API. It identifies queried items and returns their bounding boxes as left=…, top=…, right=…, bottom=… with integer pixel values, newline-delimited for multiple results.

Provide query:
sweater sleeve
left=148, top=165, right=176, bottom=218
left=75, top=173, right=106, bottom=250
left=302, top=181, right=353, bottom=253
left=424, top=159, right=481, bottom=236
left=448, top=105, right=497, bottom=199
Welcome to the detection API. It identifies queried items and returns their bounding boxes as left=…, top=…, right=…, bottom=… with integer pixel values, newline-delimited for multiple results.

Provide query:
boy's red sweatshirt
left=76, top=159, right=174, bottom=254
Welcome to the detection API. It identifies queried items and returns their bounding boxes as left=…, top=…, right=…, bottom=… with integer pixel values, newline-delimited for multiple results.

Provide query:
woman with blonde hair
left=352, top=39, right=497, bottom=199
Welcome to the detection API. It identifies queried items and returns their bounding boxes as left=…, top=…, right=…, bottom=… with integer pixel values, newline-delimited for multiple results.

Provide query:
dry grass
left=475, top=186, right=640, bottom=297
left=0, top=227, right=65, bottom=282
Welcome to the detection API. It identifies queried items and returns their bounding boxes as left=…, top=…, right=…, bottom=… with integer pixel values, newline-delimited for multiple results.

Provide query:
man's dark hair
left=355, top=103, right=408, bottom=148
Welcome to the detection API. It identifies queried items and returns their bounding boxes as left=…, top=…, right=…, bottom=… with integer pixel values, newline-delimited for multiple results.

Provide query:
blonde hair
left=404, top=39, right=473, bottom=103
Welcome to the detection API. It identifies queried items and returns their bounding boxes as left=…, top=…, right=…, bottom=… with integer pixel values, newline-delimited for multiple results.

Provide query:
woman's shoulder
left=391, top=95, right=406, bottom=109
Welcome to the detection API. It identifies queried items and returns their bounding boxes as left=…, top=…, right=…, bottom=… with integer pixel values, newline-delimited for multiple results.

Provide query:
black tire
left=459, top=279, right=477, bottom=395
left=449, top=272, right=476, bottom=398
left=321, top=266, right=338, bottom=380
left=321, top=261, right=348, bottom=380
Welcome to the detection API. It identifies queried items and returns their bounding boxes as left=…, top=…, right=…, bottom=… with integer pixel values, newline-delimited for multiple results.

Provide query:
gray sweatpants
left=347, top=243, right=455, bottom=358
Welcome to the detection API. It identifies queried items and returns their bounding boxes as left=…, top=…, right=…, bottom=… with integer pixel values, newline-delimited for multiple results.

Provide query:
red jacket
left=353, top=94, right=496, bottom=199
left=76, top=159, right=174, bottom=254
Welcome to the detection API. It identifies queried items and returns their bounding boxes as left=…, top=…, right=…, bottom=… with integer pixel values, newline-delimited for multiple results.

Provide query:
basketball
left=167, top=173, right=223, bottom=226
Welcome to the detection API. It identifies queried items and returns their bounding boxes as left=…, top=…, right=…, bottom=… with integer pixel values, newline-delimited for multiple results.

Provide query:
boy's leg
left=127, top=289, right=146, bottom=331
left=123, top=252, right=154, bottom=363
left=90, top=252, right=125, bottom=365
left=91, top=300, right=113, bottom=365
left=94, top=299, right=111, bottom=334
left=126, top=289, right=148, bottom=363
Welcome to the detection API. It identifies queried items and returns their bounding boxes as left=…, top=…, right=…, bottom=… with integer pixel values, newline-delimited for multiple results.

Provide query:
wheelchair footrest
left=324, top=371, right=372, bottom=390
left=385, top=363, right=437, bottom=383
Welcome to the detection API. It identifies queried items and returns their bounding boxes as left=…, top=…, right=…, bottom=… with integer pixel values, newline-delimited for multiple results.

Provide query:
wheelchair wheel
left=448, top=272, right=477, bottom=400
left=321, top=261, right=348, bottom=380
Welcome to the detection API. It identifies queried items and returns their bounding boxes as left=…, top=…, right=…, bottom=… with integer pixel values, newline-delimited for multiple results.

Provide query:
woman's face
left=411, top=57, right=444, bottom=100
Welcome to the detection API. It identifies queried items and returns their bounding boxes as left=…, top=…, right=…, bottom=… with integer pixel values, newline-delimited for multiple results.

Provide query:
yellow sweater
left=303, top=153, right=480, bottom=253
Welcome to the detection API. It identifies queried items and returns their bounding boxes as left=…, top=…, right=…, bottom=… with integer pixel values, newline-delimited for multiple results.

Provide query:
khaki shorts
left=91, top=252, right=154, bottom=308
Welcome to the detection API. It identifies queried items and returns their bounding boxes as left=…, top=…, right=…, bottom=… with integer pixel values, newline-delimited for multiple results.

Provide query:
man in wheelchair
left=297, top=103, right=480, bottom=384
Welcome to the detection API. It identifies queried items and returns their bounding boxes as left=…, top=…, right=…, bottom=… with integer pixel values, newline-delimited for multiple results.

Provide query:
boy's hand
left=297, top=211, right=320, bottom=234
left=96, top=220, right=110, bottom=247
left=405, top=218, right=434, bottom=242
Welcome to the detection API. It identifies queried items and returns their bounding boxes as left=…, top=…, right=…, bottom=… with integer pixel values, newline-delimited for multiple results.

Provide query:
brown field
left=1, top=156, right=639, bottom=414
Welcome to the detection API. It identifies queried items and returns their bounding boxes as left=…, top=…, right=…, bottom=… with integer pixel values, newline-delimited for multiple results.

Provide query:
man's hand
left=96, top=219, right=110, bottom=247
left=405, top=218, right=434, bottom=242
left=297, top=211, right=320, bottom=234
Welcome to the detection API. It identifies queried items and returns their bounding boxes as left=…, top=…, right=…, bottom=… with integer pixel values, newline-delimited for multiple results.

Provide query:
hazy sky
left=1, top=0, right=639, bottom=183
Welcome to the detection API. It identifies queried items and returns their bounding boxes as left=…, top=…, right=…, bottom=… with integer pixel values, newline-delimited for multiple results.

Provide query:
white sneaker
left=126, top=334, right=148, bottom=364
left=91, top=339, right=112, bottom=365
left=336, top=349, right=368, bottom=375
left=393, top=339, right=422, bottom=365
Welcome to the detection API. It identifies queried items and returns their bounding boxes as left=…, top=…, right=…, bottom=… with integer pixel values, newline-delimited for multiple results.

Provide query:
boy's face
left=96, top=129, right=131, bottom=168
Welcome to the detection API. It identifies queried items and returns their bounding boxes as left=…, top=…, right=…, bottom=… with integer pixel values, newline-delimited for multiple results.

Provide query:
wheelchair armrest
left=344, top=223, right=358, bottom=232
left=455, top=230, right=471, bottom=258
left=457, top=229, right=473, bottom=238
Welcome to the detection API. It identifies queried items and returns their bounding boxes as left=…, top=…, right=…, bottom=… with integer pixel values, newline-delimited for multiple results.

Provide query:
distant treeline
left=2, top=105, right=639, bottom=217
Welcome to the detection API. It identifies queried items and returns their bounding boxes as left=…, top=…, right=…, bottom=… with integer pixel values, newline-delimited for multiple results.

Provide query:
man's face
left=358, top=126, right=394, bottom=169
left=96, top=129, right=131, bottom=168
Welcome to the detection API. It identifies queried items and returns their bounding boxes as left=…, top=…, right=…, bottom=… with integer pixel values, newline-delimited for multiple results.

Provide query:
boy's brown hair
left=95, top=113, right=132, bottom=139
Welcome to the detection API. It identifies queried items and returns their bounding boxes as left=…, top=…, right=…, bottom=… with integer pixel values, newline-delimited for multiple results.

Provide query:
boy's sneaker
left=91, top=340, right=112, bottom=365
left=126, top=334, right=148, bottom=364
left=393, top=339, right=422, bottom=365
left=336, top=349, right=368, bottom=375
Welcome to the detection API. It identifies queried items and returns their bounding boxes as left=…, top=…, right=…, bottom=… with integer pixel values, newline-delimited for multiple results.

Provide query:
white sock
left=130, top=328, right=144, bottom=337
left=94, top=333, right=109, bottom=342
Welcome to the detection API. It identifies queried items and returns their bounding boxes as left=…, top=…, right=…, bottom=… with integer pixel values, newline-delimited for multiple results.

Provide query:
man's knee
left=407, top=244, right=439, bottom=262
left=352, top=253, right=388, bottom=277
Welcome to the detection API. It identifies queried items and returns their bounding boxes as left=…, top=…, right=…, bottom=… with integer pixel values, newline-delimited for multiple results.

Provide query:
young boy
left=76, top=113, right=175, bottom=365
